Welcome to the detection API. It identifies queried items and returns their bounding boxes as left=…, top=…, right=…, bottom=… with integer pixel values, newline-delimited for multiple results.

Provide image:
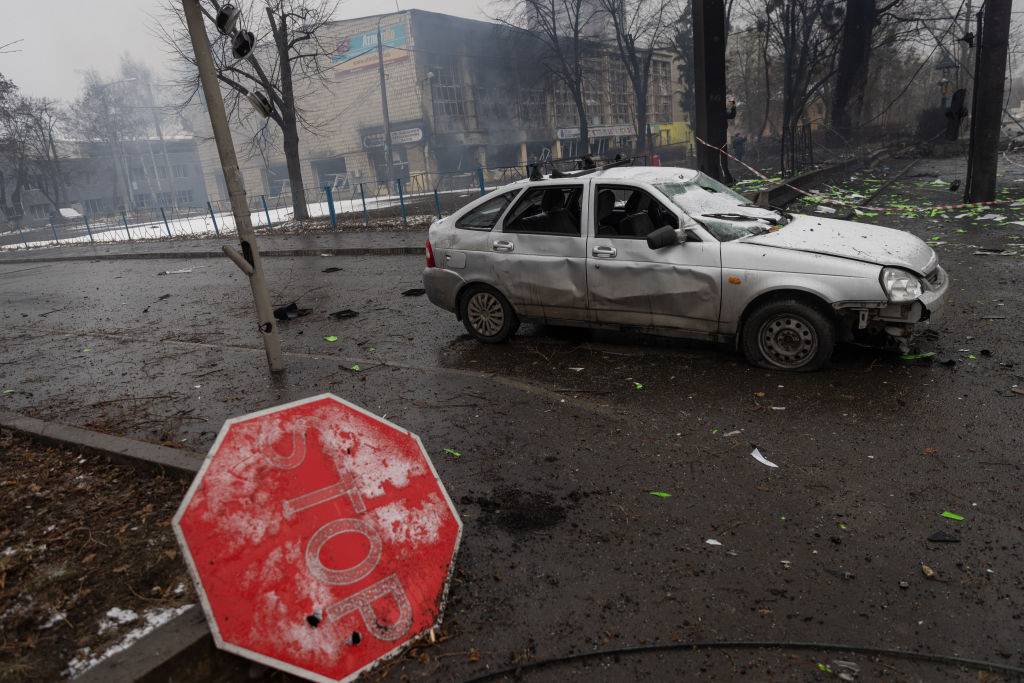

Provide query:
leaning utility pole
left=377, top=20, right=395, bottom=193
left=964, top=0, right=1011, bottom=203
left=182, top=0, right=283, bottom=372
left=692, top=0, right=728, bottom=182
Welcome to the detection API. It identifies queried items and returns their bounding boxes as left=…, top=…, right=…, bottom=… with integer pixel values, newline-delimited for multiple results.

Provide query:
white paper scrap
left=705, top=539, right=722, bottom=546
left=751, top=448, right=779, bottom=468
left=816, top=205, right=837, bottom=214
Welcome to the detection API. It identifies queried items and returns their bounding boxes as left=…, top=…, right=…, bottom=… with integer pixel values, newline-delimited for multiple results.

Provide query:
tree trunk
left=272, top=9, right=309, bottom=220
left=574, top=90, right=590, bottom=156
left=830, top=0, right=875, bottom=140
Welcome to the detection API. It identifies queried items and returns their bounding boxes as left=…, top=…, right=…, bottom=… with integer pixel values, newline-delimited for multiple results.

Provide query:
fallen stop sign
left=173, top=394, right=462, bottom=683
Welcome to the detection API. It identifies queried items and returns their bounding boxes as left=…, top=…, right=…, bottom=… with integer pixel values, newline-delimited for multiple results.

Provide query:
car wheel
left=741, top=298, right=834, bottom=371
left=459, top=285, right=519, bottom=343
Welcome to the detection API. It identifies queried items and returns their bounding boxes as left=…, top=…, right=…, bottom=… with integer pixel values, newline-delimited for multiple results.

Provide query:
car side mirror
left=646, top=225, right=679, bottom=249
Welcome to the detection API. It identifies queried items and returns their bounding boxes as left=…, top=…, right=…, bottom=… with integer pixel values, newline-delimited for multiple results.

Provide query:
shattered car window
left=455, top=191, right=518, bottom=230
left=654, top=174, right=782, bottom=241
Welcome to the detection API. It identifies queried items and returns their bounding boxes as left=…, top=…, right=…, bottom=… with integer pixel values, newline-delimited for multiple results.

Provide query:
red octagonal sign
left=173, top=394, right=462, bottom=683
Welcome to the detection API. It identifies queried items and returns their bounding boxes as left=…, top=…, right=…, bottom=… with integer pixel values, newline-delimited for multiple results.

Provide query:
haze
left=0, top=0, right=491, bottom=100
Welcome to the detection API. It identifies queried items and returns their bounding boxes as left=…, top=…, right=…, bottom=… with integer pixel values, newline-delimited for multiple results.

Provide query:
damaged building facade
left=197, top=9, right=691, bottom=201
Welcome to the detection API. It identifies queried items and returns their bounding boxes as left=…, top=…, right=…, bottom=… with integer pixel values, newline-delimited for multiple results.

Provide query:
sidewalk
left=0, top=229, right=427, bottom=264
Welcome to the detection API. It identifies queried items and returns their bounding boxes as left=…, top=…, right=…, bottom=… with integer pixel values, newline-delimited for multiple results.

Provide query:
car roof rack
left=528, top=155, right=633, bottom=181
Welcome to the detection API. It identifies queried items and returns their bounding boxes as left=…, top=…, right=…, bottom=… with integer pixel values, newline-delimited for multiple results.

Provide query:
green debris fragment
left=368, top=347, right=375, bottom=352
left=324, top=336, right=338, bottom=342
left=82, top=349, right=91, bottom=353
left=350, top=365, right=360, bottom=371
left=818, top=663, right=833, bottom=674
left=839, top=523, right=847, bottom=530
left=900, top=352, right=935, bottom=360
left=649, top=491, right=672, bottom=498
left=634, top=382, right=643, bottom=389
left=444, top=448, right=461, bottom=457
left=968, top=355, right=976, bottom=359
left=941, top=511, right=964, bottom=520
left=2, top=389, right=13, bottom=394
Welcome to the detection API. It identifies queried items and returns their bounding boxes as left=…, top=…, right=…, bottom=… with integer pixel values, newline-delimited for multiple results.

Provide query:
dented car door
left=586, top=183, right=722, bottom=334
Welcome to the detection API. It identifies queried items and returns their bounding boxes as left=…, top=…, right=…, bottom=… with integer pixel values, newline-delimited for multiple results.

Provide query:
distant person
left=731, top=133, right=747, bottom=161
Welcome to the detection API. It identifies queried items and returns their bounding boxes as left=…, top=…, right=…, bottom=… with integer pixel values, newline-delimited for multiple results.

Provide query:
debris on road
left=272, top=302, right=312, bottom=320
left=921, top=564, right=937, bottom=579
left=401, top=288, right=426, bottom=296
left=323, top=335, right=338, bottom=342
left=648, top=491, right=671, bottom=498
left=321, top=267, right=343, bottom=273
left=329, top=309, right=358, bottom=319
left=750, top=448, right=778, bottom=468
left=705, top=539, right=722, bottom=546
left=158, top=268, right=192, bottom=275
left=941, top=510, right=964, bottom=520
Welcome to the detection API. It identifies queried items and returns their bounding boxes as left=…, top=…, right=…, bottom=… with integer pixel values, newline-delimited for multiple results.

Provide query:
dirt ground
left=0, top=433, right=195, bottom=681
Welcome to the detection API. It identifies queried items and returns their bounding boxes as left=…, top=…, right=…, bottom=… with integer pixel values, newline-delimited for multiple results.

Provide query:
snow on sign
left=173, top=394, right=462, bottom=683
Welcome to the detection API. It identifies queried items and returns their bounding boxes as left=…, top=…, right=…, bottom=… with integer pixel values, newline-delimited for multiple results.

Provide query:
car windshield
left=654, top=174, right=785, bottom=241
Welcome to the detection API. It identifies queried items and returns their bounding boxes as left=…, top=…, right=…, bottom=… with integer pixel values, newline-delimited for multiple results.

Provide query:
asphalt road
left=1, top=156, right=1023, bottom=681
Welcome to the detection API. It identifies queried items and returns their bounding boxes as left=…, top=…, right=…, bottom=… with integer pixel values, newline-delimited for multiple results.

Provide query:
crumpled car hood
left=741, top=215, right=937, bottom=274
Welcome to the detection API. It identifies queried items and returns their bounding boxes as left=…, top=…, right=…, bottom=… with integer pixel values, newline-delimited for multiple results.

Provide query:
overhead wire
left=458, top=639, right=1024, bottom=683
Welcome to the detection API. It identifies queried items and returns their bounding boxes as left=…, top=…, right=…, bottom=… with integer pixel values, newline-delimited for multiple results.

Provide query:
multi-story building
left=196, top=9, right=692, bottom=202
left=3, top=136, right=209, bottom=227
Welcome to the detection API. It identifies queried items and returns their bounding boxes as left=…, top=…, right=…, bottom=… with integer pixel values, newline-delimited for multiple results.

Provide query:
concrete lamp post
left=181, top=0, right=284, bottom=373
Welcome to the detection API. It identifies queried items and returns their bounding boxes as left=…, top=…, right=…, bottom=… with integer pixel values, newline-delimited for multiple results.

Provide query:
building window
left=175, top=190, right=194, bottom=205
left=552, top=80, right=578, bottom=127
left=431, top=55, right=467, bottom=130
left=518, top=88, right=547, bottom=129
left=649, top=59, right=672, bottom=122
left=608, top=60, right=632, bottom=125
left=173, top=164, right=188, bottom=178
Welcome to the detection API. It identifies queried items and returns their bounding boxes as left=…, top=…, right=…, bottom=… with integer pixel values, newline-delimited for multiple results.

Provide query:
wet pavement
left=1, top=154, right=1023, bottom=681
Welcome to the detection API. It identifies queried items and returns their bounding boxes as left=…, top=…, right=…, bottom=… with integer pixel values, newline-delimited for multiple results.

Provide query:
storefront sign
left=556, top=124, right=636, bottom=140
left=362, top=128, right=424, bottom=149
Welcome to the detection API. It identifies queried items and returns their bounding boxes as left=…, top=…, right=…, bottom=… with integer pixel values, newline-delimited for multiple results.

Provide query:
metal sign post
left=182, top=0, right=283, bottom=372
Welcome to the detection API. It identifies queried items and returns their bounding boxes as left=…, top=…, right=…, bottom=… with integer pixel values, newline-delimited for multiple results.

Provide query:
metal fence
left=0, top=157, right=648, bottom=250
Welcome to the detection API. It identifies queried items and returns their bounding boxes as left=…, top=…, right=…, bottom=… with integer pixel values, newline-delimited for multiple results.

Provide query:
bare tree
left=761, top=0, right=842, bottom=174
left=1, top=76, right=72, bottom=226
left=24, top=98, right=70, bottom=213
left=829, top=0, right=947, bottom=139
left=0, top=73, right=28, bottom=227
left=499, top=0, right=602, bottom=156
left=156, top=0, right=341, bottom=219
left=597, top=0, right=679, bottom=158
left=72, top=69, right=151, bottom=210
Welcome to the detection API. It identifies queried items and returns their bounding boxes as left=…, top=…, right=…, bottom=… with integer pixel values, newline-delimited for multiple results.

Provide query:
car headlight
left=880, top=267, right=923, bottom=302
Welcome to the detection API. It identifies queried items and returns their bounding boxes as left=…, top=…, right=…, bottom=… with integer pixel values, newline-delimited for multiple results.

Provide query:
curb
left=73, top=605, right=260, bottom=683
left=0, top=245, right=424, bottom=265
left=0, top=410, right=201, bottom=476
left=0, top=412, right=248, bottom=681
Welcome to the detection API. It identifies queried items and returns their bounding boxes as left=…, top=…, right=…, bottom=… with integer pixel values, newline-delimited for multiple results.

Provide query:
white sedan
left=423, top=166, right=947, bottom=371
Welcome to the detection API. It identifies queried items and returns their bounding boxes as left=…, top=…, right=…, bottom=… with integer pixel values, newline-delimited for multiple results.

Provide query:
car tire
left=741, top=298, right=835, bottom=371
left=459, top=285, right=519, bottom=343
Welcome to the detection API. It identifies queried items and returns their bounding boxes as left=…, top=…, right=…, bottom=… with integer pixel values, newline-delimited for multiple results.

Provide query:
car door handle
left=592, top=245, right=617, bottom=258
left=493, top=240, right=514, bottom=252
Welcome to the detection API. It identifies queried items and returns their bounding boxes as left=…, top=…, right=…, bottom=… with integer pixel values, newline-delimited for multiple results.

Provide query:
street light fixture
left=215, top=4, right=241, bottom=34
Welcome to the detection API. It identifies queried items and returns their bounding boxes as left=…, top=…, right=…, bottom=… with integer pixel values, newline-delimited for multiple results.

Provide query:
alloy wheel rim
left=467, top=292, right=504, bottom=337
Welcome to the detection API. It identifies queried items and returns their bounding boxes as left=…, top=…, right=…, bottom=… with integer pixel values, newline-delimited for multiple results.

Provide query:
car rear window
left=455, top=191, right=517, bottom=230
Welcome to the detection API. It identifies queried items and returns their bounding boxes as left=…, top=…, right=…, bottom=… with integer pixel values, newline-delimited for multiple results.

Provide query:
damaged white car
left=422, top=166, right=948, bottom=371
